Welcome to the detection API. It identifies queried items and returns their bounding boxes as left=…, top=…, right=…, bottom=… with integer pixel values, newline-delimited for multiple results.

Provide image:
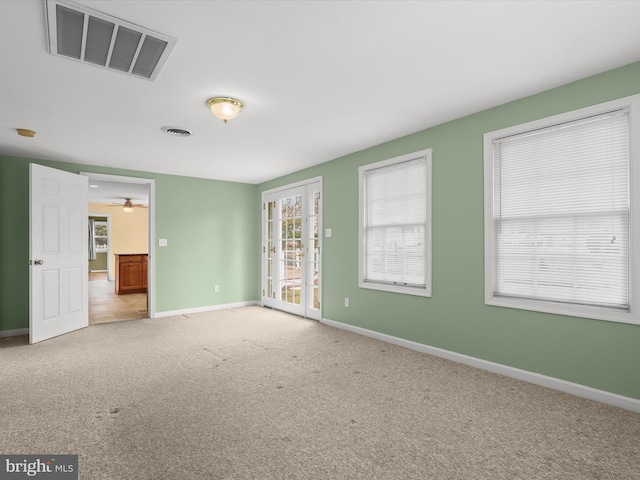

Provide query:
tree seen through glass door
left=280, top=195, right=303, bottom=305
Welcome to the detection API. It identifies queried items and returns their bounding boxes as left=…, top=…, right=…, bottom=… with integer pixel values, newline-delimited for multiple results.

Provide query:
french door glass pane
left=279, top=195, right=303, bottom=306
left=265, top=201, right=275, bottom=298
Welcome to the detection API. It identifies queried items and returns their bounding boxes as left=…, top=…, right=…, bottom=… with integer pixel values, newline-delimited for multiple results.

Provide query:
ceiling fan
left=108, top=198, right=148, bottom=212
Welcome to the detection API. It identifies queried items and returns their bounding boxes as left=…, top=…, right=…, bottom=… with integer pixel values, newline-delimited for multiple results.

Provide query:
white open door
left=30, top=164, right=89, bottom=344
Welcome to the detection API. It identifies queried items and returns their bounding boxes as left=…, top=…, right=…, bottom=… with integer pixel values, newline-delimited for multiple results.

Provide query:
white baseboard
left=320, top=317, right=640, bottom=413
left=0, top=328, right=29, bottom=338
left=154, top=301, right=261, bottom=318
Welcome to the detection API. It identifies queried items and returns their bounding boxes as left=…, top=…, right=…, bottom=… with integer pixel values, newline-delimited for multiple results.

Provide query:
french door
left=262, top=179, right=322, bottom=320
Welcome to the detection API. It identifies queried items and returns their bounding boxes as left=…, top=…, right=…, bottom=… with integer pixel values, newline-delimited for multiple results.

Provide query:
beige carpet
left=1, top=306, right=639, bottom=479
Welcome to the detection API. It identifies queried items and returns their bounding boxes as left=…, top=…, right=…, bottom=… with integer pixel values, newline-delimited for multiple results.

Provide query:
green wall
left=89, top=252, right=108, bottom=271
left=259, top=61, right=640, bottom=400
left=0, top=157, right=261, bottom=330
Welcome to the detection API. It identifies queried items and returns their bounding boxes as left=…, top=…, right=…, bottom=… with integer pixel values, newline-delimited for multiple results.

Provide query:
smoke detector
left=45, top=0, right=177, bottom=81
left=17, top=129, right=37, bottom=138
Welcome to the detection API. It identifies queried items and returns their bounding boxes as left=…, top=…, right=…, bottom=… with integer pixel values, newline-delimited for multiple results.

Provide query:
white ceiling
left=2, top=1, right=640, bottom=185
left=87, top=179, right=149, bottom=206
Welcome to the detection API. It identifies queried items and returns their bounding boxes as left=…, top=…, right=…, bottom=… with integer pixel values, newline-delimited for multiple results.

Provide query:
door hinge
left=263, top=246, right=265, bottom=253
left=262, top=289, right=265, bottom=296
left=263, top=203, right=265, bottom=210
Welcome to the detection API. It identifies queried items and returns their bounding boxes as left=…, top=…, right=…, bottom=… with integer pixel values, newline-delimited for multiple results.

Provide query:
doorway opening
left=88, top=211, right=148, bottom=324
left=82, top=172, right=155, bottom=323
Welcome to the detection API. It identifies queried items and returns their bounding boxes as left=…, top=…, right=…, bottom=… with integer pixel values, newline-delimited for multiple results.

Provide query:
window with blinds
left=484, top=96, right=640, bottom=324
left=359, top=149, right=432, bottom=297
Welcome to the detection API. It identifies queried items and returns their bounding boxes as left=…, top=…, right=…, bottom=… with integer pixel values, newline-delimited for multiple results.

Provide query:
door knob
left=34, top=259, right=44, bottom=265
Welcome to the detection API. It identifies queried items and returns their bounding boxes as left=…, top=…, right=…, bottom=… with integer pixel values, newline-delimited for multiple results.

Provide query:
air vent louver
left=161, top=126, right=193, bottom=137
left=45, top=0, right=176, bottom=81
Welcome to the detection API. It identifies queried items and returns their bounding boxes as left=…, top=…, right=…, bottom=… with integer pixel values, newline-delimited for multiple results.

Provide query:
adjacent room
left=87, top=180, right=150, bottom=324
left=1, top=1, right=639, bottom=479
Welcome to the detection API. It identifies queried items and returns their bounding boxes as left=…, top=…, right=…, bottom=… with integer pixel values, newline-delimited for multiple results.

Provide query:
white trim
left=483, top=94, right=640, bottom=325
left=0, top=328, right=29, bottom=337
left=81, top=172, right=156, bottom=319
left=320, top=317, right=640, bottom=413
left=261, top=176, right=323, bottom=196
left=154, top=301, right=261, bottom=318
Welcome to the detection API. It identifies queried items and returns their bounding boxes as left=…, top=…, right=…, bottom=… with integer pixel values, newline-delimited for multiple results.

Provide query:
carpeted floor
left=1, top=306, right=639, bottom=479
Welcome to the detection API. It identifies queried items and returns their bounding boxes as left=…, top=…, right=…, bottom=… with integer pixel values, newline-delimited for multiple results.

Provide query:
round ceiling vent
left=161, top=126, right=193, bottom=137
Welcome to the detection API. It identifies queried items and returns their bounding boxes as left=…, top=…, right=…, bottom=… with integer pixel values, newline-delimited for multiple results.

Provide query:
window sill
left=485, top=294, right=639, bottom=326
left=360, top=280, right=431, bottom=298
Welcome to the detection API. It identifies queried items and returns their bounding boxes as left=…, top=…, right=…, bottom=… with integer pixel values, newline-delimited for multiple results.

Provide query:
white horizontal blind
left=364, top=157, right=428, bottom=288
left=492, top=109, right=630, bottom=309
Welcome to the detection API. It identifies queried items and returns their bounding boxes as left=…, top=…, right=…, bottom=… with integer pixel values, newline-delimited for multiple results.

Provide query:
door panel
left=266, top=186, right=305, bottom=317
left=30, top=163, right=89, bottom=344
left=68, top=268, right=83, bottom=313
left=263, top=180, right=322, bottom=320
left=307, top=188, right=321, bottom=314
left=121, top=263, right=143, bottom=289
left=68, top=205, right=83, bottom=252
left=42, top=269, right=60, bottom=320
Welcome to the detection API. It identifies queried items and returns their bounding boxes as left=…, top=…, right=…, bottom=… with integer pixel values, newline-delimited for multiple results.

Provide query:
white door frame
left=81, top=172, right=156, bottom=319
left=262, top=176, right=322, bottom=320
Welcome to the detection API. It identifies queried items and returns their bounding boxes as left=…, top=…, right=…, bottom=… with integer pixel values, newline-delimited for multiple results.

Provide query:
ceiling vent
left=45, top=0, right=177, bottom=81
left=161, top=126, right=192, bottom=137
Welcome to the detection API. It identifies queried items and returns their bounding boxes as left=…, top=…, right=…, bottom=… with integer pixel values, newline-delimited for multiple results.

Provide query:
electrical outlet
left=159, top=238, right=168, bottom=247
left=344, top=297, right=350, bottom=307
left=214, top=285, right=220, bottom=293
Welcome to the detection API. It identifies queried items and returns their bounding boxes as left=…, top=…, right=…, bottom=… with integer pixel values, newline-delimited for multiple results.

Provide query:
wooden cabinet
left=115, top=254, right=148, bottom=295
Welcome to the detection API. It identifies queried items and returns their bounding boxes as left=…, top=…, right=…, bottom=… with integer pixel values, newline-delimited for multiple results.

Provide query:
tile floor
left=89, top=272, right=147, bottom=324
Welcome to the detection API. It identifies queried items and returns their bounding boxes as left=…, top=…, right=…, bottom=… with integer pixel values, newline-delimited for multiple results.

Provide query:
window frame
left=484, top=95, right=640, bottom=325
left=93, top=220, right=108, bottom=252
left=358, top=148, right=432, bottom=297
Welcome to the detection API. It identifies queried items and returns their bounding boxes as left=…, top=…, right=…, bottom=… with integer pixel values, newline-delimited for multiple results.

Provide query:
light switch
left=325, top=228, right=332, bottom=238
left=159, top=238, right=168, bottom=247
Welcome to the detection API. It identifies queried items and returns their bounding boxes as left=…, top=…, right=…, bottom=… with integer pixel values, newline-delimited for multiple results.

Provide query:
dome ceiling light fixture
left=206, top=97, right=244, bottom=123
